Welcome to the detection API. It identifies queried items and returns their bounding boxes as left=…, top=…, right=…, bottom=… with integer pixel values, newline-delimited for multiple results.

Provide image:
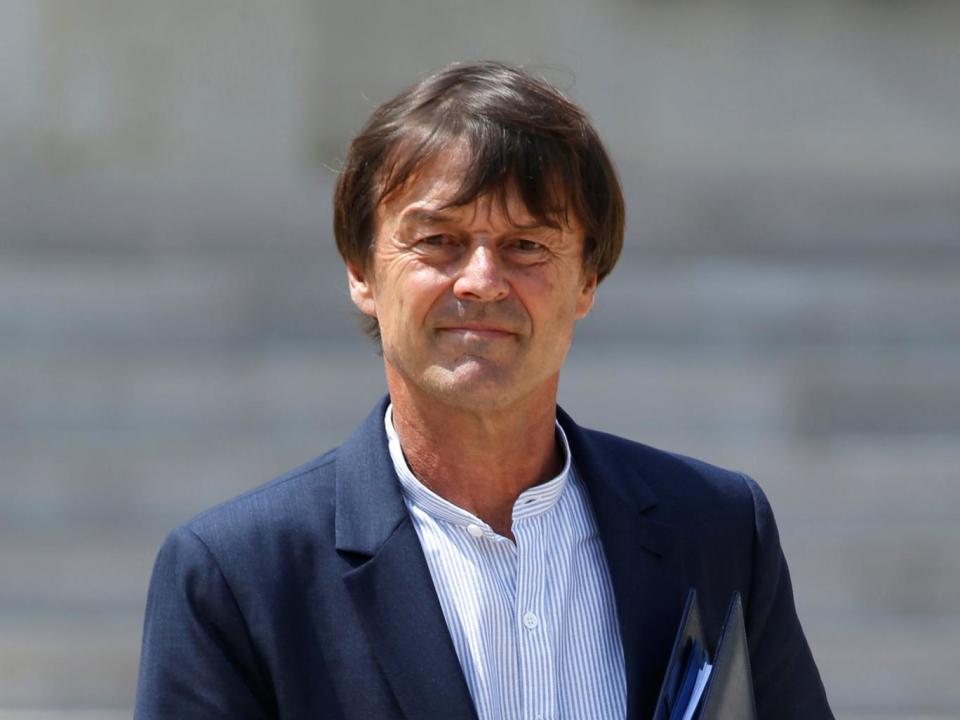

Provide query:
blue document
left=652, top=589, right=757, bottom=720
left=669, top=639, right=706, bottom=720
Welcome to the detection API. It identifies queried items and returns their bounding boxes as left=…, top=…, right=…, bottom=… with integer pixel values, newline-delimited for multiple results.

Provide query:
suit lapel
left=558, top=408, right=686, bottom=720
left=335, top=399, right=478, bottom=720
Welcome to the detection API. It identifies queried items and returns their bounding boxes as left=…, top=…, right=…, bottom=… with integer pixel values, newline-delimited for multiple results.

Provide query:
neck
left=386, top=372, right=563, bottom=539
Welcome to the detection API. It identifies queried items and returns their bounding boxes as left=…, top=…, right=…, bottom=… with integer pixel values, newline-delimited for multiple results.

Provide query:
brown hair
left=333, top=61, right=625, bottom=337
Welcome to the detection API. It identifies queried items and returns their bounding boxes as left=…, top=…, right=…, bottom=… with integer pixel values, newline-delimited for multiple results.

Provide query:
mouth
left=435, top=325, right=516, bottom=339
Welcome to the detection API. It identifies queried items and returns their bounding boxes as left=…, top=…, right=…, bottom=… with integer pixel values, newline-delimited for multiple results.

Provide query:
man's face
left=348, top=144, right=597, bottom=412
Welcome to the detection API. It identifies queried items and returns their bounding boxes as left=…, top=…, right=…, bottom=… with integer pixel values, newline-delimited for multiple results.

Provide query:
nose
left=453, top=244, right=509, bottom=303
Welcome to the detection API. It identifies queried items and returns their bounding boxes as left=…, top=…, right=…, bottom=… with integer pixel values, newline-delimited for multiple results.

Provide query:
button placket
left=513, top=517, right=556, bottom=720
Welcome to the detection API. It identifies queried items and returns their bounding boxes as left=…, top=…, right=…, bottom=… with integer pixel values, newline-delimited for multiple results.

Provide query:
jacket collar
left=334, top=396, right=479, bottom=720
left=334, top=395, right=408, bottom=556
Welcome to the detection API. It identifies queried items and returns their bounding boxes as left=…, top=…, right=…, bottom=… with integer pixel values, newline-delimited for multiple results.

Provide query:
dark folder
left=652, top=589, right=757, bottom=720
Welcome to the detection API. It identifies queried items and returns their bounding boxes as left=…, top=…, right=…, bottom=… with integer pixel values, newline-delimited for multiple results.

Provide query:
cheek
left=520, top=268, right=578, bottom=315
left=513, top=275, right=579, bottom=339
left=512, top=263, right=557, bottom=294
left=376, top=262, right=450, bottom=323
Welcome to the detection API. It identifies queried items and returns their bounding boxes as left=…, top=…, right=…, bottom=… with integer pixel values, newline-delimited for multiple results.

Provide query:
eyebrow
left=401, top=209, right=456, bottom=226
left=400, top=207, right=560, bottom=231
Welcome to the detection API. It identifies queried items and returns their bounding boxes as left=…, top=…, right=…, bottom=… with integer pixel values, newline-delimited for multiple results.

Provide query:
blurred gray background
left=2, top=0, right=959, bottom=718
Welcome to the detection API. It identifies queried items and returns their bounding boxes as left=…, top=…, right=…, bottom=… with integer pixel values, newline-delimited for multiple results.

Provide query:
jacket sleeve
left=741, top=474, right=835, bottom=719
left=134, top=525, right=275, bottom=719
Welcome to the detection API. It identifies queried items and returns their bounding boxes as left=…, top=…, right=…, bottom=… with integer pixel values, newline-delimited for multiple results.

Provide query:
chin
left=419, top=363, right=527, bottom=412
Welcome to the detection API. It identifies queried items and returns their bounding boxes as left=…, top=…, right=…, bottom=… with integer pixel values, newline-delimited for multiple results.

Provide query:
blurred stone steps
left=0, top=529, right=165, bottom=613
left=807, top=613, right=960, bottom=715
left=0, top=712, right=130, bottom=720
left=0, top=616, right=141, bottom=710
left=781, top=521, right=960, bottom=616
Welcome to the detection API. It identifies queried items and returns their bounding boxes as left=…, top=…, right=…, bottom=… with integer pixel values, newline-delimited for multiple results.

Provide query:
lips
left=436, top=325, right=516, bottom=337
left=430, top=302, right=528, bottom=337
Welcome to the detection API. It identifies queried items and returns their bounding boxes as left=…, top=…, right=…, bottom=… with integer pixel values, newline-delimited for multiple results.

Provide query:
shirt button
left=467, top=524, right=484, bottom=539
left=522, top=612, right=539, bottom=629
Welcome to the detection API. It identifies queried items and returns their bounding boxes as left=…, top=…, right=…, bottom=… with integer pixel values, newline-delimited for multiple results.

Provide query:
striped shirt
left=385, top=405, right=627, bottom=720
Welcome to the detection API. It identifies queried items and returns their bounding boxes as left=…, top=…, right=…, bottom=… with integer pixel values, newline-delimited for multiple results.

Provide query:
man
left=135, top=62, right=833, bottom=719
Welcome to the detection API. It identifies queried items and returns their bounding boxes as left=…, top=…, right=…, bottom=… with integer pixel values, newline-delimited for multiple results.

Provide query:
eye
left=512, top=238, right=543, bottom=252
left=412, top=234, right=461, bottom=261
left=419, top=234, right=454, bottom=247
left=505, top=238, right=548, bottom=262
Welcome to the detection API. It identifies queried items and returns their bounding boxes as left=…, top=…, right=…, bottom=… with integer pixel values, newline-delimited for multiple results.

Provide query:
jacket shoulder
left=177, top=448, right=340, bottom=556
left=578, top=425, right=757, bottom=506
left=572, top=425, right=775, bottom=559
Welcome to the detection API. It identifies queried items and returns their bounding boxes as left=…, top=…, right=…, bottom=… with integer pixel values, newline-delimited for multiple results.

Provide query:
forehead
left=376, top=143, right=573, bottom=231
left=382, top=145, right=473, bottom=213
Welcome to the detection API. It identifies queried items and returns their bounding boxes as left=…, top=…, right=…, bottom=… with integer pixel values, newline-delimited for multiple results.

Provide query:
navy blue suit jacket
left=135, top=398, right=833, bottom=719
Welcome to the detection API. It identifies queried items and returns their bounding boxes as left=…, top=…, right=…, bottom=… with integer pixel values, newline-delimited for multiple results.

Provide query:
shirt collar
left=384, top=403, right=572, bottom=529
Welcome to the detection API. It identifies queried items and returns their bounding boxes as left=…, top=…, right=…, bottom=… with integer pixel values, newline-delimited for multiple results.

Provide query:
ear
left=574, top=271, right=598, bottom=320
left=347, top=263, right=377, bottom=318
